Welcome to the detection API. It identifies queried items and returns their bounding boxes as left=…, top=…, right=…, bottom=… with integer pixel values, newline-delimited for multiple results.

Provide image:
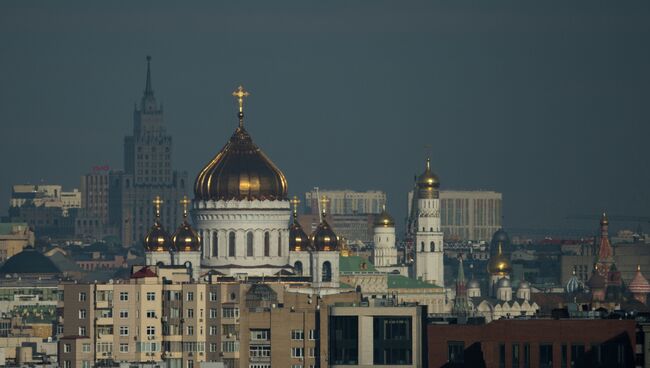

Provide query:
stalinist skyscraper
left=110, top=57, right=188, bottom=247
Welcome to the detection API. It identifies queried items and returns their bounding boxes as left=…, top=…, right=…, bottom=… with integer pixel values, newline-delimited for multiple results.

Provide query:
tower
left=413, top=158, right=444, bottom=286
left=191, top=86, right=291, bottom=276
left=114, top=56, right=188, bottom=246
left=595, top=212, right=615, bottom=276
left=372, top=205, right=397, bottom=267
left=143, top=196, right=173, bottom=267
left=310, top=196, right=340, bottom=288
left=452, top=256, right=471, bottom=316
left=629, top=265, right=650, bottom=304
left=487, top=241, right=512, bottom=297
left=171, top=196, right=202, bottom=280
left=288, top=196, right=313, bottom=276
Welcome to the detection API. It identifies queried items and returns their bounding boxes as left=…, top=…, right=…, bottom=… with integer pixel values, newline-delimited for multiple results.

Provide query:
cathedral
left=137, top=84, right=453, bottom=309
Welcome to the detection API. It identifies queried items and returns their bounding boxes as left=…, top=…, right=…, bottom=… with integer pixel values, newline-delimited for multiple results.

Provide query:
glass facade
left=329, top=316, right=358, bottom=365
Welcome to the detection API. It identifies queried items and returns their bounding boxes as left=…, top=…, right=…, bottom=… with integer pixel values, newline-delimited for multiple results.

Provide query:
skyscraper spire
left=144, top=55, right=154, bottom=97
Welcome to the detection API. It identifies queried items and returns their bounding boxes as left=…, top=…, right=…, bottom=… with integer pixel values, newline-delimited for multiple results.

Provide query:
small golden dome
left=416, top=158, right=440, bottom=199
left=374, top=205, right=395, bottom=227
left=290, top=221, right=312, bottom=252
left=172, top=220, right=201, bottom=252
left=311, top=197, right=339, bottom=252
left=487, top=242, right=512, bottom=275
left=144, top=220, right=172, bottom=252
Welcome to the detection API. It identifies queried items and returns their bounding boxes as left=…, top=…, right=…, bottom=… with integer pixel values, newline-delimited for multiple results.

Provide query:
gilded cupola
left=311, top=196, right=339, bottom=252
left=416, top=158, right=440, bottom=199
left=374, top=205, right=395, bottom=227
left=172, top=196, right=201, bottom=252
left=194, top=86, right=288, bottom=202
left=143, top=196, right=173, bottom=252
left=289, top=196, right=312, bottom=252
left=487, top=241, right=512, bottom=275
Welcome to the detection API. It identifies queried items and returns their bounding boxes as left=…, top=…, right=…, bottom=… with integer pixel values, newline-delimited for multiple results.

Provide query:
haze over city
left=1, top=1, right=649, bottom=233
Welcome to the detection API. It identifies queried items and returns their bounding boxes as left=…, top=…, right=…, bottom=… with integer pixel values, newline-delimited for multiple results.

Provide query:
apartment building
left=58, top=266, right=359, bottom=368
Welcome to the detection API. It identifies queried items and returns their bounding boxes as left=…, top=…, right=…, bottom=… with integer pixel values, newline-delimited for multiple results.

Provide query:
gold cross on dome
left=233, top=85, right=250, bottom=112
left=320, top=195, right=330, bottom=216
left=152, top=196, right=163, bottom=217
left=290, top=196, right=301, bottom=217
left=180, top=196, right=190, bottom=218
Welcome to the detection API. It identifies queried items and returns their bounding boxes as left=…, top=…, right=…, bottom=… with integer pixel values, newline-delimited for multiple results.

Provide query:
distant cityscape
left=0, top=58, right=648, bottom=368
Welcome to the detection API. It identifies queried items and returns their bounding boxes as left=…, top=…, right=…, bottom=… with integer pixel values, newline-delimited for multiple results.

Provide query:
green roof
left=339, top=256, right=377, bottom=273
left=0, top=223, right=29, bottom=235
left=387, top=274, right=441, bottom=289
left=339, top=282, right=355, bottom=289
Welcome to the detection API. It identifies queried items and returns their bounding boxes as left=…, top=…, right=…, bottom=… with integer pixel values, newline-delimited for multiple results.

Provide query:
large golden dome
left=487, top=242, right=512, bottom=275
left=194, top=87, right=288, bottom=201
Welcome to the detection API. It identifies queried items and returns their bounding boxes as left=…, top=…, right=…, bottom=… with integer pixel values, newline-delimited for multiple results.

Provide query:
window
left=79, top=292, right=86, bottom=301
left=64, top=344, right=71, bottom=353
left=209, top=343, right=218, bottom=352
left=322, top=261, right=332, bottom=282
left=119, top=326, right=129, bottom=336
left=81, top=361, right=90, bottom=368
left=430, top=241, right=435, bottom=252
left=561, top=344, right=567, bottom=368
left=222, top=307, right=239, bottom=319
left=292, top=347, right=304, bottom=358
left=222, top=341, right=239, bottom=352
left=146, top=292, right=156, bottom=301
left=223, top=324, right=237, bottom=336
left=291, top=329, right=304, bottom=340
left=209, top=308, right=218, bottom=319
left=571, top=344, right=585, bottom=368
left=187, top=360, right=194, bottom=368
left=78, top=309, right=86, bottom=319
left=119, top=292, right=128, bottom=301
left=79, top=326, right=86, bottom=336
left=209, top=326, right=218, bottom=335
left=512, top=344, right=520, bottom=368
left=212, top=232, right=218, bottom=256
left=499, top=344, right=506, bottom=368
left=250, top=345, right=271, bottom=358
left=146, top=310, right=156, bottom=318
left=187, top=325, right=194, bottom=335
left=187, top=292, right=194, bottom=301
left=247, top=232, right=254, bottom=256
left=119, top=343, right=129, bottom=353
left=251, top=329, right=270, bottom=340
left=82, top=343, right=91, bottom=353
left=448, top=341, right=464, bottom=363
left=309, top=347, right=317, bottom=358
left=523, top=343, right=530, bottom=368
left=539, top=344, right=553, bottom=368
left=209, top=292, right=218, bottom=301
left=119, top=310, right=128, bottom=319
left=291, top=365, right=303, bottom=368
left=278, top=233, right=282, bottom=256
left=294, top=261, right=303, bottom=276
left=63, top=361, right=71, bottom=368
left=146, top=326, right=156, bottom=336
left=229, top=232, right=236, bottom=256
left=329, top=316, right=358, bottom=365
left=187, top=308, right=194, bottom=318
left=264, top=232, right=270, bottom=256
left=308, top=329, right=318, bottom=340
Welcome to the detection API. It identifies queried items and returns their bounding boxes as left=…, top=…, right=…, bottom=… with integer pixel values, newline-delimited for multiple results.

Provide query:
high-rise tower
left=412, top=158, right=444, bottom=286
left=110, top=57, right=188, bottom=246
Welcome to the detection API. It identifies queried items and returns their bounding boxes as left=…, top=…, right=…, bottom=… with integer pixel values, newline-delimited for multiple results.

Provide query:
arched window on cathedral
left=322, top=261, right=332, bottom=282
left=246, top=232, right=254, bottom=257
left=278, top=233, right=282, bottom=256
left=228, top=232, right=236, bottom=257
left=421, top=242, right=425, bottom=252
left=294, top=261, right=303, bottom=276
left=264, top=232, right=270, bottom=257
left=430, top=241, right=435, bottom=252
left=212, top=232, right=218, bottom=257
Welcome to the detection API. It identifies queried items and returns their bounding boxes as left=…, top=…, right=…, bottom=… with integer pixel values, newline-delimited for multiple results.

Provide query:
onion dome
left=497, top=277, right=511, bottom=288
left=587, top=266, right=606, bottom=289
left=194, top=86, right=288, bottom=202
left=311, top=196, right=339, bottom=251
left=629, top=265, right=650, bottom=294
left=518, top=280, right=531, bottom=290
left=374, top=205, right=395, bottom=227
left=172, top=197, right=201, bottom=252
left=487, top=241, right=512, bottom=275
left=490, top=228, right=511, bottom=249
left=416, top=158, right=440, bottom=199
left=566, top=268, right=581, bottom=294
left=289, top=196, right=312, bottom=252
left=467, top=279, right=481, bottom=289
left=143, top=196, right=172, bottom=252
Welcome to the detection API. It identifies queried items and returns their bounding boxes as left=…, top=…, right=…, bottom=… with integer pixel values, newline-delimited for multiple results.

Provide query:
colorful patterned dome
left=629, top=265, right=650, bottom=294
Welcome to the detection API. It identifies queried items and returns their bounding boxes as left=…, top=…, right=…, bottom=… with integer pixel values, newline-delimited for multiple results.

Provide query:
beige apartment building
left=305, top=189, right=386, bottom=215
left=58, top=266, right=359, bottom=368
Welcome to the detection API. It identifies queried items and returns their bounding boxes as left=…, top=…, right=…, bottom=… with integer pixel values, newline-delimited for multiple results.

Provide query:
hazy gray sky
left=1, top=1, right=649, bottom=233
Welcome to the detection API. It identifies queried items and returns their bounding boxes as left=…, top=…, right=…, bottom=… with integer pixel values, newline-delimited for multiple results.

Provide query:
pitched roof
left=131, top=266, right=157, bottom=279
left=0, top=247, right=60, bottom=275
left=339, top=256, right=377, bottom=273
left=387, top=274, right=441, bottom=289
